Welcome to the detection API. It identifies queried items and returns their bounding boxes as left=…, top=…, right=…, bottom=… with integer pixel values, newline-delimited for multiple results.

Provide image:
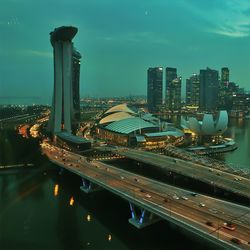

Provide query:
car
left=206, top=221, right=215, bottom=227
left=191, top=193, right=198, bottom=197
left=231, top=238, right=241, bottom=245
left=223, top=222, right=236, bottom=231
left=145, top=194, right=151, bottom=198
left=173, top=194, right=179, bottom=200
left=209, top=208, right=218, bottom=214
left=199, top=202, right=205, bottom=207
left=120, top=176, right=125, bottom=180
left=181, top=196, right=188, bottom=200
left=134, top=178, right=139, bottom=182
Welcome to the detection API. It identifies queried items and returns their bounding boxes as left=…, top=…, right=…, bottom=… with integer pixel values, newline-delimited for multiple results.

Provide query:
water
left=222, top=118, right=250, bottom=169
left=0, top=119, right=249, bottom=250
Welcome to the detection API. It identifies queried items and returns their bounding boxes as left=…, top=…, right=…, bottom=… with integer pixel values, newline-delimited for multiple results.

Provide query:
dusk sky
left=1, top=0, right=250, bottom=104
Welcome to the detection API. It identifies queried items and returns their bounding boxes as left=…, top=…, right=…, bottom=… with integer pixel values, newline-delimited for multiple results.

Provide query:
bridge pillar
left=80, top=178, right=101, bottom=193
left=128, top=202, right=161, bottom=229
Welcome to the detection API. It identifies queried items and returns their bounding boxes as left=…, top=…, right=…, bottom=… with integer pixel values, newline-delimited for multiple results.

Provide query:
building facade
left=71, top=48, right=81, bottom=132
left=199, top=67, right=219, bottom=111
left=48, top=26, right=80, bottom=135
left=221, top=67, right=229, bottom=85
left=165, top=67, right=177, bottom=109
left=147, top=67, right=163, bottom=113
left=168, top=77, right=182, bottom=110
left=186, top=74, right=200, bottom=106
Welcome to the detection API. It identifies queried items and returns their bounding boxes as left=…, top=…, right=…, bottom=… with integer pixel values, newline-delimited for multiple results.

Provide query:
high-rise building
left=72, top=48, right=81, bottom=126
left=199, top=67, right=219, bottom=111
left=48, top=26, right=78, bottom=134
left=221, top=67, right=229, bottom=85
left=186, top=74, right=200, bottom=106
left=168, top=77, right=182, bottom=110
left=147, top=67, right=163, bottom=113
left=218, top=67, right=230, bottom=109
left=166, top=67, right=177, bottom=109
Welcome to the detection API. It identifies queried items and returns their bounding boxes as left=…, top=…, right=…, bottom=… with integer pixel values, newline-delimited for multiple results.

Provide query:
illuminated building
left=218, top=67, right=230, bottom=109
left=48, top=26, right=78, bottom=134
left=199, top=67, right=219, bottom=111
left=167, top=77, right=182, bottom=111
left=182, top=111, right=228, bottom=136
left=147, top=67, right=163, bottom=113
left=221, top=67, right=229, bottom=85
left=186, top=74, right=199, bottom=106
left=96, top=104, right=184, bottom=148
left=165, top=67, right=177, bottom=109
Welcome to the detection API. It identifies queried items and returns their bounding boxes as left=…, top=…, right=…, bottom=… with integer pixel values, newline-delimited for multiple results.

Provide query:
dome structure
left=99, top=111, right=134, bottom=125
left=182, top=110, right=228, bottom=136
left=105, top=117, right=158, bottom=134
left=96, top=103, right=185, bottom=147
left=104, top=103, right=135, bottom=115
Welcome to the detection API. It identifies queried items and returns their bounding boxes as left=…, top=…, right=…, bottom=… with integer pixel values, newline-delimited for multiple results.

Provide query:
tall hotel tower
left=48, top=26, right=79, bottom=134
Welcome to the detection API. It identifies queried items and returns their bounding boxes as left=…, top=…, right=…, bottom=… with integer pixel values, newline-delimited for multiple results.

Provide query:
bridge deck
left=42, top=142, right=250, bottom=250
left=102, top=147, right=250, bottom=200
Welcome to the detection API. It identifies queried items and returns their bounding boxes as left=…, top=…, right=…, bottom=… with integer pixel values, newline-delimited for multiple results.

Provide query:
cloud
left=179, top=0, right=250, bottom=38
left=20, top=49, right=53, bottom=58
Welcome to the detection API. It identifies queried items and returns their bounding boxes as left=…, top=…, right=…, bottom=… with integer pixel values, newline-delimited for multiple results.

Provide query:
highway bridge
left=41, top=142, right=250, bottom=250
left=99, top=146, right=250, bottom=201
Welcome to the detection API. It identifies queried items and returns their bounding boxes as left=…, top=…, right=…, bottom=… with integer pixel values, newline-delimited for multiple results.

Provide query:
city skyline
left=1, top=0, right=250, bottom=104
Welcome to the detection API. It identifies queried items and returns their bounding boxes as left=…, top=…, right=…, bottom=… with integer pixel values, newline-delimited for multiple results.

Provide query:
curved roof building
left=104, top=103, right=135, bottom=115
left=105, top=117, right=158, bottom=134
left=99, top=111, right=134, bottom=125
left=96, top=103, right=184, bottom=147
left=182, top=110, right=228, bottom=136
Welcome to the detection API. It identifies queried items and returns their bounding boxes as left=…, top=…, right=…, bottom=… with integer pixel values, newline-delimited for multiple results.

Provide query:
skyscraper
left=199, top=67, right=219, bottom=111
left=72, top=48, right=81, bottom=128
left=48, top=26, right=78, bottom=134
left=218, top=67, right=230, bottom=109
left=168, top=77, right=182, bottom=110
left=166, top=67, right=177, bottom=109
left=221, top=67, right=229, bottom=85
left=186, top=74, right=200, bottom=106
left=147, top=67, right=163, bottom=113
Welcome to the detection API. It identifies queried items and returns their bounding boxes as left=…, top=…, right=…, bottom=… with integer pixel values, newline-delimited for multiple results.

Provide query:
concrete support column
left=128, top=202, right=161, bottom=229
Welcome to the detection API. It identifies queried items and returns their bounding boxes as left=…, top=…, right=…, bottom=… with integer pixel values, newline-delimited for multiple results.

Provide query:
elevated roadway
left=42, top=142, right=250, bottom=250
left=101, top=146, right=250, bottom=201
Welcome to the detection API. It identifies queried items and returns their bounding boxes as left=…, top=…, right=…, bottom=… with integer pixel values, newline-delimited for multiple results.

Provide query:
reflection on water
left=220, top=118, right=250, bottom=168
left=54, top=184, right=59, bottom=197
left=0, top=166, right=207, bottom=250
left=69, top=196, right=74, bottom=206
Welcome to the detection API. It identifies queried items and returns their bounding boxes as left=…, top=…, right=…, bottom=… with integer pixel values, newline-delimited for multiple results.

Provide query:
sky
left=1, top=0, right=250, bottom=104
